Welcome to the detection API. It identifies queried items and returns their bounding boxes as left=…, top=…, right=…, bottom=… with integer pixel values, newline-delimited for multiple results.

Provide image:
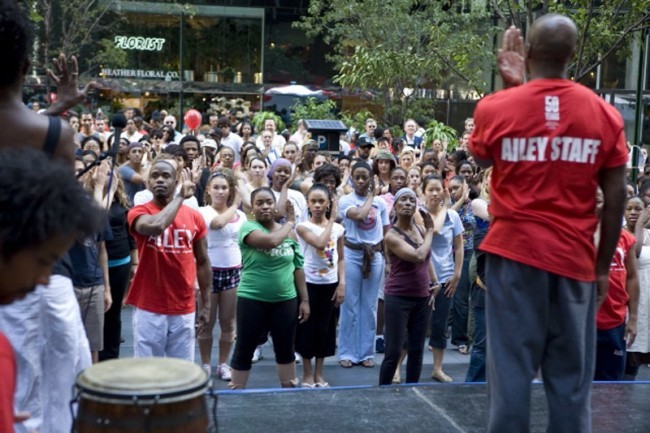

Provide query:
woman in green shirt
left=229, top=187, right=310, bottom=389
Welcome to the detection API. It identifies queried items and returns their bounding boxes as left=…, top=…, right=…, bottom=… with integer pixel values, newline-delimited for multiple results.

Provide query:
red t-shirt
left=597, top=230, right=635, bottom=330
left=127, top=201, right=207, bottom=315
left=0, top=333, right=15, bottom=433
left=470, top=79, right=627, bottom=281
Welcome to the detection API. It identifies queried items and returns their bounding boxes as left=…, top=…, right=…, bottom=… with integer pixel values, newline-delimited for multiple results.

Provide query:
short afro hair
left=0, top=1, right=32, bottom=86
left=0, top=148, right=102, bottom=259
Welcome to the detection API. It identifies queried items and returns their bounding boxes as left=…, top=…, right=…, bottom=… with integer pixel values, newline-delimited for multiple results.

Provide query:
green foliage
left=422, top=120, right=459, bottom=149
left=340, top=109, right=375, bottom=133
left=295, top=0, right=498, bottom=124
left=490, top=0, right=650, bottom=82
left=252, top=111, right=285, bottom=133
left=90, top=38, right=128, bottom=69
left=290, top=98, right=338, bottom=127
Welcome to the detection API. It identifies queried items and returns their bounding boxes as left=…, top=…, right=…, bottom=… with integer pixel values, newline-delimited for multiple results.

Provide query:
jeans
left=379, top=295, right=431, bottom=385
left=339, top=248, right=384, bottom=363
left=451, top=252, right=472, bottom=346
left=465, top=287, right=486, bottom=382
left=594, top=323, right=626, bottom=381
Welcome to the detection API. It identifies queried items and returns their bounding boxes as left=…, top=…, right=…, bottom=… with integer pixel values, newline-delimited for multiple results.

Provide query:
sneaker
left=375, top=337, right=385, bottom=354
left=217, top=363, right=232, bottom=381
left=252, top=346, right=263, bottom=363
left=202, top=364, right=212, bottom=377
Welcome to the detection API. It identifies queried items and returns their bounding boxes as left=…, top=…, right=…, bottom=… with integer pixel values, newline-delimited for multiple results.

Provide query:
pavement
left=117, top=306, right=650, bottom=390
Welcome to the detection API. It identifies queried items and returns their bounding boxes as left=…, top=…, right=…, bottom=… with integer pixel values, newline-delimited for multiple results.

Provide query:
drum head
left=77, top=358, right=208, bottom=399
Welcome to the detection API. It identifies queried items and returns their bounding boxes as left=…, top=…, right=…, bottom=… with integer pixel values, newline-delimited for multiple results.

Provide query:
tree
left=22, top=0, right=118, bottom=74
left=490, top=0, right=650, bottom=83
left=294, top=0, right=498, bottom=124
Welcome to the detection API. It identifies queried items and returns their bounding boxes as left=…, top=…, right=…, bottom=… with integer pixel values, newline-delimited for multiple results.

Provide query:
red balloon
left=184, top=109, right=202, bottom=130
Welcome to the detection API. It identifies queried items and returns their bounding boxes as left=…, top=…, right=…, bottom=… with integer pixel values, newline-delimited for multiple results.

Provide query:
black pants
left=296, top=282, right=338, bottom=359
left=379, top=295, right=431, bottom=385
left=231, top=297, right=298, bottom=370
left=98, top=262, right=130, bottom=361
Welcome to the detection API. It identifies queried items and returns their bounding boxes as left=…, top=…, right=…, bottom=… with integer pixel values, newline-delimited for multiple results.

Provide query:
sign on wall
left=114, top=36, right=166, bottom=51
left=101, top=69, right=179, bottom=80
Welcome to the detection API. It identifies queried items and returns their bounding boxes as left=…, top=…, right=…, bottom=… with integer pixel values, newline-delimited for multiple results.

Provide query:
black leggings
left=296, top=282, right=338, bottom=359
left=231, top=297, right=298, bottom=370
left=98, top=262, right=131, bottom=361
left=379, top=295, right=431, bottom=385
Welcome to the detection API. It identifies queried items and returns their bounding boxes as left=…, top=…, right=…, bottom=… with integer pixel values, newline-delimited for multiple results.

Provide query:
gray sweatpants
left=485, top=254, right=595, bottom=433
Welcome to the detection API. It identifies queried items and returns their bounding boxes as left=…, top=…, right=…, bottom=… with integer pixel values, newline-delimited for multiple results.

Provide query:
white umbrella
left=265, top=85, right=323, bottom=96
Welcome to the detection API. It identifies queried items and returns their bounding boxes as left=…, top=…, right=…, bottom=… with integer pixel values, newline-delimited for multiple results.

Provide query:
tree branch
left=573, top=0, right=596, bottom=81
left=428, top=47, right=483, bottom=96
left=575, top=15, right=650, bottom=81
left=490, top=0, right=509, bottom=26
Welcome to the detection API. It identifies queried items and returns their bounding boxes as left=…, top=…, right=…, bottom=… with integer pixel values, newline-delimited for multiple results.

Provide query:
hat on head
left=267, top=158, right=292, bottom=182
left=127, top=142, right=143, bottom=152
left=393, top=187, right=417, bottom=203
left=375, top=150, right=394, bottom=161
left=202, top=139, right=218, bottom=149
left=357, top=136, right=375, bottom=148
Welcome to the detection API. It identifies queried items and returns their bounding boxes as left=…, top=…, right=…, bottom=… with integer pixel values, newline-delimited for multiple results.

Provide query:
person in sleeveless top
left=378, top=188, right=444, bottom=385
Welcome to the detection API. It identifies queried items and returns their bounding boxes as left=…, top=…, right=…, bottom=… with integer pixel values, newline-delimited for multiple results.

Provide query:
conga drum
left=74, top=357, right=209, bottom=432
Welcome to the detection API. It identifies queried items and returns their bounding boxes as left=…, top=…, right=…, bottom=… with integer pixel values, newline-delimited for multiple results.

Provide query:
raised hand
left=420, top=208, right=434, bottom=231
left=45, top=54, right=97, bottom=115
left=232, top=187, right=242, bottom=208
left=497, top=26, right=526, bottom=88
left=330, top=195, right=339, bottom=220
left=191, top=156, right=204, bottom=183
left=180, top=180, right=196, bottom=199
left=286, top=200, right=296, bottom=223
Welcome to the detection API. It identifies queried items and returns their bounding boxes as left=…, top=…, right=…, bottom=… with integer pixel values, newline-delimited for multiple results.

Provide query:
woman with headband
left=379, top=188, right=443, bottom=385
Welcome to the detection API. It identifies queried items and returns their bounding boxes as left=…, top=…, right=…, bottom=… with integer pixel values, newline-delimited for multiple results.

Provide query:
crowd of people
left=52, top=100, right=650, bottom=391
left=0, top=3, right=645, bottom=433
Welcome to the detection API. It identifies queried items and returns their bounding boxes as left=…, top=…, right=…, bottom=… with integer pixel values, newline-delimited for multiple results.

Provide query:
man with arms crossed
left=126, top=156, right=211, bottom=360
left=469, top=15, right=627, bottom=432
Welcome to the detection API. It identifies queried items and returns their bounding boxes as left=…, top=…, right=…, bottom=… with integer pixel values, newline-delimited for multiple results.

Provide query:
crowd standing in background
left=0, top=4, right=647, bottom=433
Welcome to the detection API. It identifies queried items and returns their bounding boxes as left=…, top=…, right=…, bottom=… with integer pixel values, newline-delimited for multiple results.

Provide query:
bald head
left=528, top=14, right=577, bottom=72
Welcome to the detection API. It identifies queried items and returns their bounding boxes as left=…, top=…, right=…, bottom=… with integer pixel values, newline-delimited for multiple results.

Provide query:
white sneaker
left=217, top=363, right=232, bottom=381
left=252, top=346, right=263, bottom=363
left=202, top=364, right=212, bottom=377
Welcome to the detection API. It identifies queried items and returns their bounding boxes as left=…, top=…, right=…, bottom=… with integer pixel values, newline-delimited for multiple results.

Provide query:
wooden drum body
left=74, top=358, right=209, bottom=433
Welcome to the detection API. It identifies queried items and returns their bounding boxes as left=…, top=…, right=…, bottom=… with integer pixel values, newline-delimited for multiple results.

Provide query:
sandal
left=458, top=345, right=470, bottom=355
left=431, top=371, right=453, bottom=383
left=360, top=359, right=375, bottom=368
left=302, top=382, right=316, bottom=389
left=315, top=382, right=330, bottom=388
left=339, top=359, right=353, bottom=368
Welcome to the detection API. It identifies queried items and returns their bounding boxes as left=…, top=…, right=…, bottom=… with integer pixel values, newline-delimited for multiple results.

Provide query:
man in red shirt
left=126, top=156, right=211, bottom=361
left=469, top=14, right=627, bottom=432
